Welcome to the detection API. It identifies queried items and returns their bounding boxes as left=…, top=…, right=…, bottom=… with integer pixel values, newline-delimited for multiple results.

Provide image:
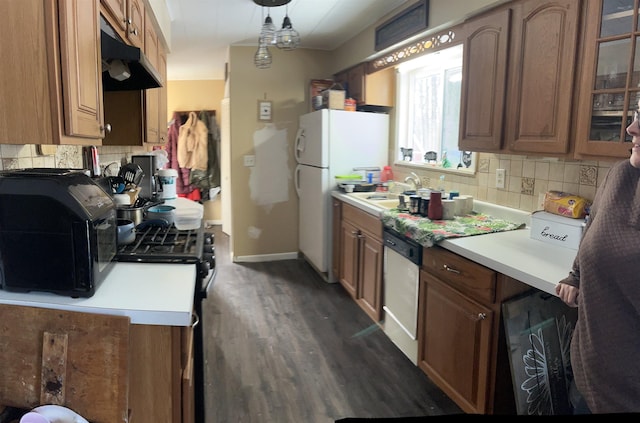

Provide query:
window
left=395, top=44, right=476, bottom=174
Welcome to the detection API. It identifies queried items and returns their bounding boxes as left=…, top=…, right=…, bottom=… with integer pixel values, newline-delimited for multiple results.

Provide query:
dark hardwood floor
left=203, top=226, right=462, bottom=422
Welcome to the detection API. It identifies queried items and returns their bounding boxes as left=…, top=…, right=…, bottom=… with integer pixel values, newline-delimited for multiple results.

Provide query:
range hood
left=100, top=17, right=162, bottom=91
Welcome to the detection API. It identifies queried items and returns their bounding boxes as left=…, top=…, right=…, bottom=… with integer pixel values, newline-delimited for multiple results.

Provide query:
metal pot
left=116, top=205, right=145, bottom=226
left=116, top=219, right=136, bottom=245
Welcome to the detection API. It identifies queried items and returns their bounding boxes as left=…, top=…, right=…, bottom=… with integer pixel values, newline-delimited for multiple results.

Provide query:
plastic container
left=174, top=207, right=204, bottom=230
left=381, top=165, right=394, bottom=182
left=158, top=168, right=178, bottom=200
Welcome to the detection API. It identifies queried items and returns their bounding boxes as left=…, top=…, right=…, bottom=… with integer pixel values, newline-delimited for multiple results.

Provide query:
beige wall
left=227, top=46, right=333, bottom=260
left=166, top=80, right=225, bottom=124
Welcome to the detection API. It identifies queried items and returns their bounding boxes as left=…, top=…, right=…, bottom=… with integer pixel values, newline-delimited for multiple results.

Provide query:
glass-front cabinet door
left=576, top=0, right=640, bottom=159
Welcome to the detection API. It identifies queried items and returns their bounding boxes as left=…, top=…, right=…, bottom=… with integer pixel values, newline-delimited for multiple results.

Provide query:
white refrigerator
left=294, top=109, right=389, bottom=282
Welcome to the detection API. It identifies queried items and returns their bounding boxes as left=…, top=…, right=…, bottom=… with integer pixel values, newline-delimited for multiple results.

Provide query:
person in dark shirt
left=556, top=105, right=640, bottom=414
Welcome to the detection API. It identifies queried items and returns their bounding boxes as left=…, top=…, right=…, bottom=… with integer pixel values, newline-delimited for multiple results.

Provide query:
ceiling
left=165, top=0, right=411, bottom=81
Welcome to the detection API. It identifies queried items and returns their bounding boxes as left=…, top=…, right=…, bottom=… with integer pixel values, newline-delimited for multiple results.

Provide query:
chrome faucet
left=404, top=172, right=422, bottom=191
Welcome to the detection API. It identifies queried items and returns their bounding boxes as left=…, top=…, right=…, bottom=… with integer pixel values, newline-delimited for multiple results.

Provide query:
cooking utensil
left=117, top=205, right=145, bottom=226
left=118, top=163, right=144, bottom=187
left=116, top=219, right=136, bottom=245
left=146, top=205, right=176, bottom=225
left=108, top=176, right=126, bottom=194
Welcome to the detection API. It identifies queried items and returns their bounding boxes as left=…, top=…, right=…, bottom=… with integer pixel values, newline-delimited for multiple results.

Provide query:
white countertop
left=333, top=190, right=577, bottom=295
left=0, top=262, right=196, bottom=326
left=0, top=197, right=204, bottom=326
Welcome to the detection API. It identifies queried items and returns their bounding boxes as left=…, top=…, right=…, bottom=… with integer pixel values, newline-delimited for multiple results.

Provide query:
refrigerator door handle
left=294, top=164, right=301, bottom=198
left=295, top=128, right=305, bottom=162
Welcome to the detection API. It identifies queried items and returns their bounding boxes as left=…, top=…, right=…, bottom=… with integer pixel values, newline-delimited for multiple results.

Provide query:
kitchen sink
left=349, top=192, right=398, bottom=201
left=348, top=192, right=401, bottom=210
left=371, top=199, right=401, bottom=209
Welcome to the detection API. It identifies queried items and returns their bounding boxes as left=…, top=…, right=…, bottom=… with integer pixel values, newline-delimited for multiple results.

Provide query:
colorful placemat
left=381, top=209, right=526, bottom=248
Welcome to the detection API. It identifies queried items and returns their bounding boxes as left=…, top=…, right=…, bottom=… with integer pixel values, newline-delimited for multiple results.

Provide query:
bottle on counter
left=427, top=191, right=443, bottom=220
left=381, top=165, right=394, bottom=182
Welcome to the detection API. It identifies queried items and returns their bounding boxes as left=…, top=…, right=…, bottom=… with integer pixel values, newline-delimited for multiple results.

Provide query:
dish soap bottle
left=378, top=165, right=394, bottom=192
left=381, top=166, right=394, bottom=182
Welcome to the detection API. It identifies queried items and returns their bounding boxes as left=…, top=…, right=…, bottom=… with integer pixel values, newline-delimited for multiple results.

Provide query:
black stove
left=114, top=218, right=214, bottom=422
left=114, top=221, right=216, bottom=298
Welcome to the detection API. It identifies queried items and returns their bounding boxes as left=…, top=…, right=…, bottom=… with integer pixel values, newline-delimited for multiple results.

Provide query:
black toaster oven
left=0, top=168, right=117, bottom=297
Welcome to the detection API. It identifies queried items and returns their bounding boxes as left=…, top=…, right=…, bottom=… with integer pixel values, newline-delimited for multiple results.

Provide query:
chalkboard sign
left=502, top=291, right=578, bottom=415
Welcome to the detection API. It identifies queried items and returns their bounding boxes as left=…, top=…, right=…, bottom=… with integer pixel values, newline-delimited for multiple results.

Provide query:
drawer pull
left=443, top=264, right=460, bottom=274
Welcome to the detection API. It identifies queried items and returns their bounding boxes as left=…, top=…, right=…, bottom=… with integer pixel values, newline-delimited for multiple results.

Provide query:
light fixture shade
left=259, top=15, right=277, bottom=45
left=276, top=15, right=300, bottom=50
left=254, top=42, right=272, bottom=69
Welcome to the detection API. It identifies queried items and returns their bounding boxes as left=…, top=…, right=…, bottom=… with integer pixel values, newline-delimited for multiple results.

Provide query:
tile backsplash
left=0, top=144, right=148, bottom=175
left=0, top=146, right=620, bottom=215
left=394, top=152, right=619, bottom=213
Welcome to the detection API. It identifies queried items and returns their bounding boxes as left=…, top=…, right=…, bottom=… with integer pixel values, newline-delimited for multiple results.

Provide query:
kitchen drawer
left=422, top=246, right=496, bottom=304
left=342, top=203, right=382, bottom=240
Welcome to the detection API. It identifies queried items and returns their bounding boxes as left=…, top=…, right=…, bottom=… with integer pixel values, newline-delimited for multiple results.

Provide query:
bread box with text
left=529, top=211, right=586, bottom=250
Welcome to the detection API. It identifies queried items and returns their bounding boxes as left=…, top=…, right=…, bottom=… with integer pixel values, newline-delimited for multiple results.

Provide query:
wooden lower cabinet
left=0, top=305, right=194, bottom=423
left=331, top=198, right=342, bottom=282
left=129, top=323, right=194, bottom=423
left=338, top=202, right=383, bottom=322
left=418, top=246, right=530, bottom=414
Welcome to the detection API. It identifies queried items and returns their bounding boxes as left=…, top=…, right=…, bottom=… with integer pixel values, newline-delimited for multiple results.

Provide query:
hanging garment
left=199, top=110, right=220, bottom=188
left=165, top=111, right=198, bottom=196
left=189, top=110, right=221, bottom=198
left=178, top=111, right=208, bottom=171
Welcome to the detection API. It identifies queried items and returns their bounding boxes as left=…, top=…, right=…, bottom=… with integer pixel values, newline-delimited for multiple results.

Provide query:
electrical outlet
left=243, top=155, right=255, bottom=167
left=496, top=168, right=506, bottom=189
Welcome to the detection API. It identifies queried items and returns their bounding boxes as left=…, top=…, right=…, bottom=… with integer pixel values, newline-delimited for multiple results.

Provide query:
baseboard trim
left=234, top=252, right=299, bottom=262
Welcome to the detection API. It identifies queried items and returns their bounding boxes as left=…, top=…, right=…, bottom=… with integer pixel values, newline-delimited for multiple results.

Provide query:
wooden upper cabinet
left=574, top=0, right=638, bottom=159
left=346, top=63, right=366, bottom=104
left=459, top=8, right=510, bottom=152
left=0, top=0, right=104, bottom=145
left=59, top=0, right=105, bottom=140
left=101, top=0, right=144, bottom=48
left=127, top=0, right=145, bottom=49
left=145, top=11, right=160, bottom=144
left=504, top=0, right=581, bottom=154
left=101, top=0, right=126, bottom=32
left=334, top=64, right=394, bottom=107
left=158, top=43, right=168, bottom=145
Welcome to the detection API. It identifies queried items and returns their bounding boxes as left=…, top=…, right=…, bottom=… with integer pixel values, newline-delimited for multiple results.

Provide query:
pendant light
left=254, top=38, right=272, bottom=69
left=259, top=7, right=277, bottom=46
left=275, top=4, right=300, bottom=50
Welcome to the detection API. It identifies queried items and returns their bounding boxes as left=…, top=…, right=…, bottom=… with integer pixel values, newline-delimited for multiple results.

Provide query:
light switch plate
left=244, top=155, right=255, bottom=167
left=496, top=169, right=506, bottom=189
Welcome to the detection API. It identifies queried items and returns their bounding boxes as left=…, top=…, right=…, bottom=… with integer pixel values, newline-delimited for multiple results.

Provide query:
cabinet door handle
left=443, top=264, right=460, bottom=274
left=101, top=123, right=112, bottom=134
left=191, top=311, right=200, bottom=328
left=476, top=312, right=487, bottom=321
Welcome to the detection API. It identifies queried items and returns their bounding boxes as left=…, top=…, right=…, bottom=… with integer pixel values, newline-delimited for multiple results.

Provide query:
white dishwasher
left=382, top=228, right=422, bottom=365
